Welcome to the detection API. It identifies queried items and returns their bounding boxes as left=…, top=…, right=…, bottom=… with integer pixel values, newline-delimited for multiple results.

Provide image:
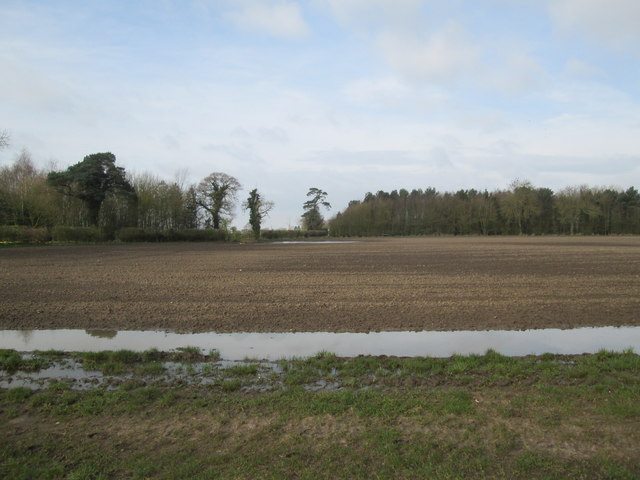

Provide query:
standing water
left=1, top=327, right=639, bottom=360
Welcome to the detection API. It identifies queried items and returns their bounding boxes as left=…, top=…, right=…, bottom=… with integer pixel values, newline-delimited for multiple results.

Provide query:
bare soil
left=1, top=237, right=638, bottom=332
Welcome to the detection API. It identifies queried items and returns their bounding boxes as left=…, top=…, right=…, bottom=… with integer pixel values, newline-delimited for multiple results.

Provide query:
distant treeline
left=329, top=181, right=640, bottom=236
left=0, top=151, right=201, bottom=235
left=0, top=150, right=322, bottom=243
left=0, top=150, right=261, bottom=241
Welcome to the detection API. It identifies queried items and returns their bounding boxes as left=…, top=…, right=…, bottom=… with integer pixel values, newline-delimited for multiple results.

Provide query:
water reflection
left=85, top=330, right=118, bottom=339
left=16, top=330, right=33, bottom=343
left=1, top=327, right=639, bottom=361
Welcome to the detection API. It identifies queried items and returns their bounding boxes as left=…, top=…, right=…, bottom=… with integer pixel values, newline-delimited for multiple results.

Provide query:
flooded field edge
left=2, top=326, right=639, bottom=360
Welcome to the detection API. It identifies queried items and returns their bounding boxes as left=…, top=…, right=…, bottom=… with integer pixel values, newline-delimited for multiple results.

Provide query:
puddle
left=1, top=359, right=112, bottom=391
left=0, top=358, right=282, bottom=391
left=1, top=327, right=638, bottom=360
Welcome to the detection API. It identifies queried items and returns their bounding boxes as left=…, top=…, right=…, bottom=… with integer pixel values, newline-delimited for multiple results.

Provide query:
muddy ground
left=0, top=237, right=638, bottom=333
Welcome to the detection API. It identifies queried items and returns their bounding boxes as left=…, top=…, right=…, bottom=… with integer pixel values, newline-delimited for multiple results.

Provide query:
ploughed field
left=1, top=236, right=639, bottom=333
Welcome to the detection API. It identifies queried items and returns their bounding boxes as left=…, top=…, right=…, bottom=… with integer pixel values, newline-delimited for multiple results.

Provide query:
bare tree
left=196, top=172, right=241, bottom=229
left=0, top=149, right=58, bottom=226
left=0, top=130, right=9, bottom=150
left=499, top=179, right=540, bottom=235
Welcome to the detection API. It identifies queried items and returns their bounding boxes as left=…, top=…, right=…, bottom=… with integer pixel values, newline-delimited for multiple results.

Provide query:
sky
left=1, top=0, right=639, bottom=229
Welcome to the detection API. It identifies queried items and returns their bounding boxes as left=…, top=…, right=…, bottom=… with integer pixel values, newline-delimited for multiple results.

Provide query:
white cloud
left=325, top=0, right=423, bottom=30
left=485, top=51, right=548, bottom=95
left=343, top=77, right=409, bottom=102
left=548, top=0, right=640, bottom=50
left=563, top=59, right=605, bottom=79
left=342, top=77, right=453, bottom=117
left=377, top=22, right=480, bottom=84
left=226, top=0, right=309, bottom=38
left=0, top=56, right=75, bottom=113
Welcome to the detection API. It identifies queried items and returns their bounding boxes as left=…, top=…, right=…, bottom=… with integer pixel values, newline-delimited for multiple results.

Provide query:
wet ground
left=1, top=356, right=283, bottom=392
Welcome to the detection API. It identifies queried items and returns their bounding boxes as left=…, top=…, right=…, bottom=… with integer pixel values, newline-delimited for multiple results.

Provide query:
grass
left=224, top=364, right=259, bottom=376
left=0, top=349, right=47, bottom=373
left=1, top=349, right=639, bottom=479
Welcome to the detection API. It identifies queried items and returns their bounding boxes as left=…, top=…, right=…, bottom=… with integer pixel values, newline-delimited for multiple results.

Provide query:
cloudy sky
left=1, top=0, right=639, bottom=228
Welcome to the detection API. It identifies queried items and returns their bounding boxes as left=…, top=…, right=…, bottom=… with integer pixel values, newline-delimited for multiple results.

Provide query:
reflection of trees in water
left=85, top=330, right=118, bottom=339
left=18, top=330, right=33, bottom=344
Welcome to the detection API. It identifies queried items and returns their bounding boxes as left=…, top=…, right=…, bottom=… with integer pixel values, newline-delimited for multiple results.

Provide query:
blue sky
left=1, top=0, right=639, bottom=228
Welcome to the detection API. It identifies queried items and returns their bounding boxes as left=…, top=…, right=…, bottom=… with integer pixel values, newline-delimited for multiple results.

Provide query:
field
left=1, top=236, right=639, bottom=333
left=2, top=236, right=640, bottom=479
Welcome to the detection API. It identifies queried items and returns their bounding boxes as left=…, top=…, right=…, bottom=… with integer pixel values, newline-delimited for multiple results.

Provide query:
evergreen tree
left=47, top=152, right=136, bottom=227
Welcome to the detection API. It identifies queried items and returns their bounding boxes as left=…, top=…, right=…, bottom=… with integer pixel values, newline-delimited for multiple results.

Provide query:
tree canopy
left=47, top=152, right=136, bottom=227
left=196, top=172, right=241, bottom=229
left=329, top=183, right=640, bottom=236
left=302, top=187, right=330, bottom=230
left=243, top=188, right=274, bottom=239
left=0, top=130, right=9, bottom=150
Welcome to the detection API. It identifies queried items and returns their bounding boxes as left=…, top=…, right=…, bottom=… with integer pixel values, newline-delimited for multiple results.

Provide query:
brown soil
left=0, top=237, right=638, bottom=333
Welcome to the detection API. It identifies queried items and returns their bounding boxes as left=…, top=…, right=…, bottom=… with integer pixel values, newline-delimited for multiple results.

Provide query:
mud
left=1, top=237, right=639, bottom=333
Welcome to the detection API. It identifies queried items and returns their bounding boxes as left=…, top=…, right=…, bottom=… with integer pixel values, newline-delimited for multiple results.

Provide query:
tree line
left=329, top=180, right=640, bottom=236
left=0, top=150, right=277, bottom=241
left=3, top=146, right=639, bottom=240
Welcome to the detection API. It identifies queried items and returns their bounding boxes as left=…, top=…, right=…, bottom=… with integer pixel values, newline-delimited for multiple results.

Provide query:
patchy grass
left=0, top=349, right=47, bottom=373
left=1, top=350, right=639, bottom=479
left=223, top=364, right=259, bottom=377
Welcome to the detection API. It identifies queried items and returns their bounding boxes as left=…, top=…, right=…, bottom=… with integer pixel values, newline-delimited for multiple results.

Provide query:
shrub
left=0, top=226, right=51, bottom=244
left=51, top=226, right=105, bottom=243
left=116, top=227, right=155, bottom=242
left=261, top=229, right=305, bottom=240
left=170, top=229, right=227, bottom=242
left=304, top=229, right=329, bottom=238
left=116, top=228, right=228, bottom=242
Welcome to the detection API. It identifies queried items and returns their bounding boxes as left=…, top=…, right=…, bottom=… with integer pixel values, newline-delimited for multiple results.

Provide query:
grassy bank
left=1, top=349, right=639, bottom=479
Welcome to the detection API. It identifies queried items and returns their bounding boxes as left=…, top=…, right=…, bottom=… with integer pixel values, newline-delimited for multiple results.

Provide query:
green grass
left=1, top=380, right=638, bottom=479
left=222, top=379, right=242, bottom=392
left=175, top=346, right=203, bottom=360
left=1, top=349, right=639, bottom=479
left=0, top=349, right=47, bottom=373
left=224, top=364, right=259, bottom=376
left=135, top=362, right=166, bottom=376
left=207, top=348, right=221, bottom=361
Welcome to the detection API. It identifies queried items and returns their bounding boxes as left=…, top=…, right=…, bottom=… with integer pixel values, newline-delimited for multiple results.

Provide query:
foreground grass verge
left=1, top=350, right=639, bottom=479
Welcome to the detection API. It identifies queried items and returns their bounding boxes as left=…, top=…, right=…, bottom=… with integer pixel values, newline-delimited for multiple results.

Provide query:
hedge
left=51, top=226, right=106, bottom=243
left=0, top=226, right=51, bottom=244
left=116, top=228, right=228, bottom=242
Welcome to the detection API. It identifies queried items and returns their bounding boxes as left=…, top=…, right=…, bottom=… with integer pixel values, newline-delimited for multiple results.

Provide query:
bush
left=304, top=229, right=329, bottom=238
left=0, top=226, right=51, bottom=244
left=51, top=226, right=105, bottom=243
left=171, top=229, right=227, bottom=242
left=116, top=228, right=229, bottom=243
left=261, top=229, right=305, bottom=240
left=115, top=227, right=155, bottom=242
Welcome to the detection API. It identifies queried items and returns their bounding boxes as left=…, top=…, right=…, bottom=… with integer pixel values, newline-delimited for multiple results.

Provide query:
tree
left=243, top=188, right=274, bottom=239
left=196, top=172, right=241, bottom=229
left=131, top=172, right=198, bottom=230
left=0, top=130, right=9, bottom=150
left=302, top=187, right=330, bottom=230
left=0, top=149, right=59, bottom=227
left=556, top=186, right=601, bottom=235
left=47, top=152, right=136, bottom=227
left=499, top=180, right=541, bottom=235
